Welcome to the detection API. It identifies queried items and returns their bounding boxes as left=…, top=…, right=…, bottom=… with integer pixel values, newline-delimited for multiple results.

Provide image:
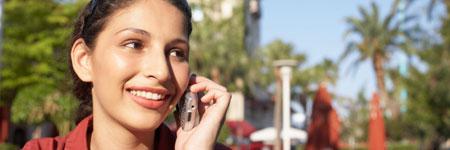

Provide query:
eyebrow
left=168, top=38, right=189, bottom=46
left=115, top=27, right=188, bottom=47
left=115, top=27, right=151, bottom=37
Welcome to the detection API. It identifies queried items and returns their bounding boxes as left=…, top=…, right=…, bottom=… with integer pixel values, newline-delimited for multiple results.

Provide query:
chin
left=120, top=110, right=168, bottom=132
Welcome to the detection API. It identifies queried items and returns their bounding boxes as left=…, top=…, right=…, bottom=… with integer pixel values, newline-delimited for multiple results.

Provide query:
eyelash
left=122, top=40, right=187, bottom=61
left=169, top=48, right=187, bottom=61
left=123, top=40, right=144, bottom=49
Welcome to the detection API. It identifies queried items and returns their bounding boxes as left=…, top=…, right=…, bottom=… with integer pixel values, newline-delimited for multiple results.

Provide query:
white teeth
left=129, top=90, right=165, bottom=100
left=150, top=93, right=156, bottom=99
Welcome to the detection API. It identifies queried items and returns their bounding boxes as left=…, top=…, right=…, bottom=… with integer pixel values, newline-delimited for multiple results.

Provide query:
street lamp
left=274, top=60, right=297, bottom=150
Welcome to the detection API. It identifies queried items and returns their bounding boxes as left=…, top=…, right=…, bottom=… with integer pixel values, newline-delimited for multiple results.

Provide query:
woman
left=23, top=0, right=231, bottom=149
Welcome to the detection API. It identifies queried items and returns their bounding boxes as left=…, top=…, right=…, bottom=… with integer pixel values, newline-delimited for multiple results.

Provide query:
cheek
left=165, top=62, right=189, bottom=111
left=172, top=63, right=190, bottom=97
left=92, top=51, right=137, bottom=85
left=111, top=53, right=135, bottom=70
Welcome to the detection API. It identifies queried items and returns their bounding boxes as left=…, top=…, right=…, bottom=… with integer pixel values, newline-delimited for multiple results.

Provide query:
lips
left=125, top=86, right=172, bottom=109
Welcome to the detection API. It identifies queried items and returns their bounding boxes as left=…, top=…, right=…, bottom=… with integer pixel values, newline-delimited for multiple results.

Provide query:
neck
left=90, top=108, right=156, bottom=150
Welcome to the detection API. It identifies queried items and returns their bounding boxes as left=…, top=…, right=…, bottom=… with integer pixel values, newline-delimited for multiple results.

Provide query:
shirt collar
left=63, top=115, right=176, bottom=150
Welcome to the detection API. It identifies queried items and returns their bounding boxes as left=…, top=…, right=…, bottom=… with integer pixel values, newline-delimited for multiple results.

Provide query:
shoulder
left=22, top=116, right=92, bottom=150
left=22, top=137, right=66, bottom=150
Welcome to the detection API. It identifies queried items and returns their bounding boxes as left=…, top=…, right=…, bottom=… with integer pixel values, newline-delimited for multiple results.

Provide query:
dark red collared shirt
left=23, top=116, right=229, bottom=150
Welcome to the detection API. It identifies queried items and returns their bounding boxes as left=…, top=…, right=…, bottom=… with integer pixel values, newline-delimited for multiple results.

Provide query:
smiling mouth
left=127, top=89, right=170, bottom=101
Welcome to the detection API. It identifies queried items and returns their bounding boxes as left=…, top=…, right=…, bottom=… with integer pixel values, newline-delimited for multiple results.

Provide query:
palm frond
left=345, top=17, right=365, bottom=38
left=341, top=0, right=419, bottom=80
left=347, top=56, right=367, bottom=76
left=370, top=1, right=380, bottom=28
left=340, top=41, right=358, bottom=64
left=383, top=0, right=400, bottom=30
left=427, top=0, right=438, bottom=21
left=383, top=12, right=396, bottom=30
left=358, top=5, right=370, bottom=23
left=404, top=15, right=419, bottom=25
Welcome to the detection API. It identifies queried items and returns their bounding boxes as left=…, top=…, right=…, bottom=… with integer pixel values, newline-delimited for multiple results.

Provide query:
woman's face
left=88, top=0, right=189, bottom=131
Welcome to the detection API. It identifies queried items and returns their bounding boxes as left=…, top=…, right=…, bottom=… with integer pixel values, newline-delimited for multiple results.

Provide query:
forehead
left=102, top=0, right=187, bottom=39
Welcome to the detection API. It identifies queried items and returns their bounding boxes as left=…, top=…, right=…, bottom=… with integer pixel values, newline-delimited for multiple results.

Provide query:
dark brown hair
left=69, top=0, right=192, bottom=123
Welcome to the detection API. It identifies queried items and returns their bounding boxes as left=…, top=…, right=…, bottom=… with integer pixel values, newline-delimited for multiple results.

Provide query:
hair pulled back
left=69, top=0, right=192, bottom=123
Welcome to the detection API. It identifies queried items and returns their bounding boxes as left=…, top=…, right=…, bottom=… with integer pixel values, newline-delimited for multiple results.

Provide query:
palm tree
left=189, top=1, right=248, bottom=91
left=340, top=0, right=418, bottom=118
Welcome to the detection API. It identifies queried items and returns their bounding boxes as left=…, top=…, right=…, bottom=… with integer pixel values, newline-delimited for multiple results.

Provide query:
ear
left=71, top=38, right=93, bottom=82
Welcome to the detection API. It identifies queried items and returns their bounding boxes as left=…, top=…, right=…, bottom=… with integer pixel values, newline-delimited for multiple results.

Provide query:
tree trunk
left=373, top=52, right=386, bottom=102
left=372, top=51, right=399, bottom=118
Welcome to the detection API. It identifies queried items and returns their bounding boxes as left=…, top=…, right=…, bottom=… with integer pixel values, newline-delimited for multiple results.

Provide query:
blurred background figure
left=305, top=83, right=340, bottom=150
left=368, top=93, right=386, bottom=150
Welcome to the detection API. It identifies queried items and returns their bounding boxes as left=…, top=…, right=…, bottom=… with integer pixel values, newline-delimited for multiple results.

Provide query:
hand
left=175, top=75, right=231, bottom=150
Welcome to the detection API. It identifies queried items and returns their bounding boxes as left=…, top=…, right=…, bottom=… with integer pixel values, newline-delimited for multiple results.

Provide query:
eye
left=123, top=40, right=143, bottom=49
left=169, top=48, right=187, bottom=61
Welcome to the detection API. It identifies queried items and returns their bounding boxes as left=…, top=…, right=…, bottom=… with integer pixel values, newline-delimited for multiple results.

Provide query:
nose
left=141, top=50, right=171, bottom=82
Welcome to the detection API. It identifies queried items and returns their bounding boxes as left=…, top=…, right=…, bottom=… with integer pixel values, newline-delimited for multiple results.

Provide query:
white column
left=274, top=60, right=297, bottom=150
left=280, top=66, right=292, bottom=150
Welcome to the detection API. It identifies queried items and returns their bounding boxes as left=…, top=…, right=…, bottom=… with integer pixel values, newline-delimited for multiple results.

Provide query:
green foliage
left=1, top=0, right=85, bottom=133
left=189, top=1, right=339, bottom=100
left=401, top=45, right=450, bottom=148
left=250, top=39, right=306, bottom=88
left=342, top=0, right=418, bottom=64
left=340, top=89, right=370, bottom=144
left=250, top=39, right=338, bottom=97
left=11, top=84, right=78, bottom=134
left=189, top=1, right=248, bottom=92
left=384, top=1, right=450, bottom=148
left=0, top=143, right=19, bottom=150
left=11, top=84, right=55, bottom=124
left=1, top=0, right=81, bottom=95
left=188, top=2, right=341, bottom=146
left=386, top=142, right=418, bottom=150
left=295, top=58, right=338, bottom=96
left=217, top=124, right=231, bottom=144
left=341, top=0, right=420, bottom=115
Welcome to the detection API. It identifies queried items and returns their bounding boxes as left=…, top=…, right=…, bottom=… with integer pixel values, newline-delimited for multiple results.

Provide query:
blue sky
left=260, top=0, right=443, bottom=100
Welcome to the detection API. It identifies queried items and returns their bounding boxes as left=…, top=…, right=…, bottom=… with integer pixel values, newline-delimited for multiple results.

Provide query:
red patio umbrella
left=226, top=120, right=262, bottom=150
left=226, top=120, right=256, bottom=138
left=305, top=83, right=340, bottom=150
left=368, top=93, right=386, bottom=150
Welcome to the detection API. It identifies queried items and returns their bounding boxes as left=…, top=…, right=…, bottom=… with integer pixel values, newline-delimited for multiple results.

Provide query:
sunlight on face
left=89, top=0, right=190, bottom=131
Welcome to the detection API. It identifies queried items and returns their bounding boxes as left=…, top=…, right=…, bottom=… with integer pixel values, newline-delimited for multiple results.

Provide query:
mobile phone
left=176, top=88, right=200, bottom=131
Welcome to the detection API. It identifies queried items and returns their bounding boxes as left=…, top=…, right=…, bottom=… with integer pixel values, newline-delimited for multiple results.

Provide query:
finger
left=189, top=75, right=227, bottom=92
left=192, top=92, right=231, bottom=137
left=199, top=91, right=231, bottom=121
left=189, top=75, right=211, bottom=84
left=200, top=89, right=226, bottom=104
left=196, top=89, right=226, bottom=115
left=190, top=75, right=225, bottom=87
left=189, top=81, right=226, bottom=93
